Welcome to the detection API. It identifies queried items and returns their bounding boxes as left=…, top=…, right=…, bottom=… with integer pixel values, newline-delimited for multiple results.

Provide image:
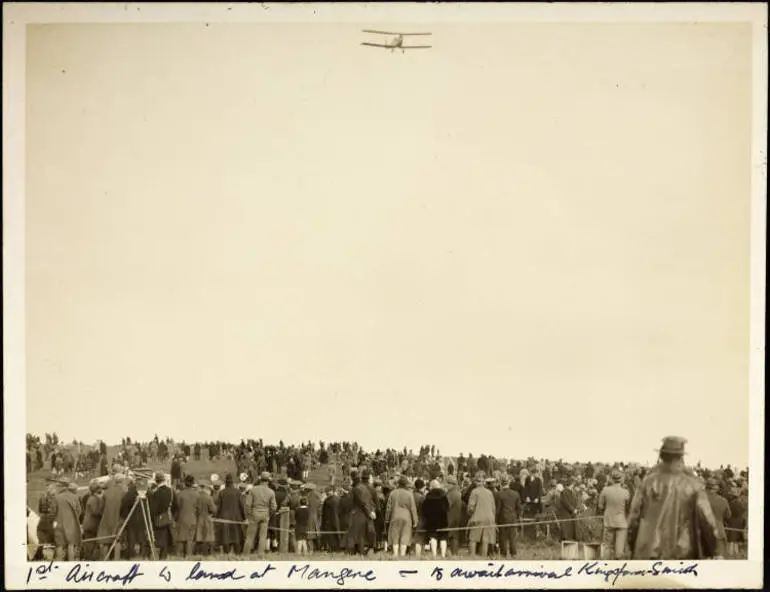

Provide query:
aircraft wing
left=361, top=42, right=393, bottom=48
left=402, top=45, right=432, bottom=49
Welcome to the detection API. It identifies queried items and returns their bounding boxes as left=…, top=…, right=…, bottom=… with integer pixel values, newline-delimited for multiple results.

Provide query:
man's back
left=176, top=487, right=198, bottom=526
left=386, top=488, right=418, bottom=525
left=629, top=468, right=718, bottom=559
left=598, top=484, right=630, bottom=528
left=246, top=484, right=276, bottom=515
left=497, top=488, right=522, bottom=523
left=468, top=486, right=495, bottom=523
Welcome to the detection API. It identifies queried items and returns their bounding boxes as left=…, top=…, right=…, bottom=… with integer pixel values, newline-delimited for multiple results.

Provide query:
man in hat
left=466, top=475, right=496, bottom=557
left=597, top=469, right=630, bottom=559
left=320, top=485, right=342, bottom=552
left=628, top=436, right=722, bottom=559
left=243, top=471, right=277, bottom=555
left=726, top=482, right=747, bottom=557
left=149, top=472, right=176, bottom=560
left=174, top=474, right=199, bottom=558
left=345, top=469, right=376, bottom=555
left=271, top=476, right=290, bottom=551
left=98, top=474, right=126, bottom=560
left=81, top=481, right=105, bottom=560
left=444, top=474, right=464, bottom=556
left=215, top=473, right=245, bottom=555
left=195, top=480, right=217, bottom=556
left=705, top=478, right=731, bottom=559
left=36, top=483, right=58, bottom=556
left=496, top=476, right=522, bottom=559
left=53, top=480, right=82, bottom=561
left=411, top=478, right=427, bottom=557
left=301, top=482, right=322, bottom=552
left=120, top=477, right=151, bottom=560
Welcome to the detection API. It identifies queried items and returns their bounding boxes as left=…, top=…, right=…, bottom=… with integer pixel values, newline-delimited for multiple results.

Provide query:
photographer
left=119, top=478, right=151, bottom=560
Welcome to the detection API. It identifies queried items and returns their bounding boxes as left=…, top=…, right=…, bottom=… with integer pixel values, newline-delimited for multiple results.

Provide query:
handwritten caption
left=26, top=559, right=699, bottom=587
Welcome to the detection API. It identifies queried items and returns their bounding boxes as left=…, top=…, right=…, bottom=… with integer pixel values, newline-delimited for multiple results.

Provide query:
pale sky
left=25, top=21, right=753, bottom=468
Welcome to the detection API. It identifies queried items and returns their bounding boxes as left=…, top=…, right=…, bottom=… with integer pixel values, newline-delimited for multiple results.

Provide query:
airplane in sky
left=361, top=29, right=432, bottom=52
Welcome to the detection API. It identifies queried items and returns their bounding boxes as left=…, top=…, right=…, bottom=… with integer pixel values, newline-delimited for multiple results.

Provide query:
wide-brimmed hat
left=445, top=474, right=457, bottom=485
left=210, top=473, right=220, bottom=484
left=656, top=436, right=688, bottom=456
left=240, top=472, right=249, bottom=482
left=706, top=478, right=720, bottom=490
left=611, top=470, right=624, bottom=482
left=302, top=482, right=316, bottom=490
left=397, top=475, right=409, bottom=488
left=67, top=481, right=79, bottom=492
left=184, top=475, right=196, bottom=487
left=259, top=471, right=271, bottom=481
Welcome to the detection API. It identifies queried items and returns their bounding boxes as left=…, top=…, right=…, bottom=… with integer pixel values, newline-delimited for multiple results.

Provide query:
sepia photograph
left=3, top=2, right=766, bottom=589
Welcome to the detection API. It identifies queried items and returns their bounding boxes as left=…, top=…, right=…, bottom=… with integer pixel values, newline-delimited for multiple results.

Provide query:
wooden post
left=279, top=508, right=290, bottom=553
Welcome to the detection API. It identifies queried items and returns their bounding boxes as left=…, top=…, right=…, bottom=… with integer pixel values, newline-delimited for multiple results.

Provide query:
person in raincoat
left=195, top=482, right=217, bottom=555
left=53, top=481, right=82, bottom=561
left=175, top=474, right=200, bottom=558
left=384, top=475, right=419, bottom=558
left=628, top=436, right=721, bottom=560
left=98, top=474, right=126, bottom=560
left=303, top=483, right=323, bottom=552
left=81, top=481, right=105, bottom=560
left=466, top=476, right=496, bottom=557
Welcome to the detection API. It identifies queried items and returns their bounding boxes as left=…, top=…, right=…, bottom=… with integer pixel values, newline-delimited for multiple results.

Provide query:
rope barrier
left=210, top=514, right=603, bottom=535
left=80, top=534, right=119, bottom=543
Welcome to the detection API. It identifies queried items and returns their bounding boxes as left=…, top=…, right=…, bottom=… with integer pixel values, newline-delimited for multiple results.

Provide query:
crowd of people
left=27, top=434, right=749, bottom=562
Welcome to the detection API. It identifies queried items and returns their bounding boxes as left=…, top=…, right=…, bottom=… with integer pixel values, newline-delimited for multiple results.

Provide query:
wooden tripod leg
left=139, top=497, right=157, bottom=560
left=104, top=496, right=138, bottom=560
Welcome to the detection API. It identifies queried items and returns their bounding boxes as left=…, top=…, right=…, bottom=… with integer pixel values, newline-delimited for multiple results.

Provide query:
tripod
left=103, top=491, right=157, bottom=560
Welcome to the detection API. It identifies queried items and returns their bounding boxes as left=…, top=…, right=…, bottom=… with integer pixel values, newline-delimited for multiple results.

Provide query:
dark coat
left=174, top=487, right=199, bottom=542
left=98, top=482, right=125, bottom=538
left=556, top=488, right=578, bottom=540
left=727, top=496, right=746, bottom=542
left=422, top=488, right=450, bottom=534
left=149, top=485, right=176, bottom=547
left=338, top=492, right=353, bottom=533
left=446, top=485, right=464, bottom=528
left=345, top=483, right=375, bottom=551
left=321, top=493, right=341, bottom=534
left=195, top=490, right=217, bottom=543
left=497, top=487, right=523, bottom=525
left=306, top=490, right=323, bottom=540
left=82, top=493, right=104, bottom=534
left=54, top=491, right=82, bottom=546
left=120, top=484, right=147, bottom=539
left=216, top=485, right=245, bottom=548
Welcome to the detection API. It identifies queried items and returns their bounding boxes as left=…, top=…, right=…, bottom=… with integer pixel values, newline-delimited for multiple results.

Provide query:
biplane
left=361, top=29, right=432, bottom=52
